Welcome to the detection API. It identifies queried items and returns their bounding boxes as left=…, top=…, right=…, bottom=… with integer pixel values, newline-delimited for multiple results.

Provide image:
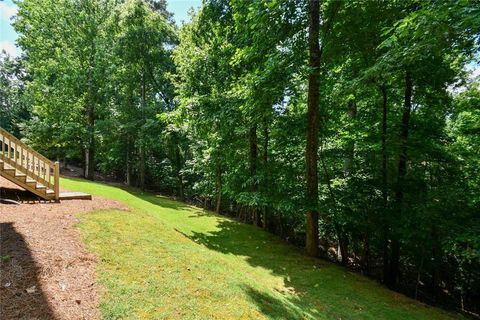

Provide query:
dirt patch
left=0, top=178, right=127, bottom=319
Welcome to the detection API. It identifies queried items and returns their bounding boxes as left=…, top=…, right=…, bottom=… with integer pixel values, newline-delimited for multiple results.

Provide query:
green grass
left=62, top=177, right=462, bottom=320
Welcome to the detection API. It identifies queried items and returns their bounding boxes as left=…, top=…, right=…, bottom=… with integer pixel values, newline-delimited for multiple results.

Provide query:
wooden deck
left=58, top=192, right=92, bottom=200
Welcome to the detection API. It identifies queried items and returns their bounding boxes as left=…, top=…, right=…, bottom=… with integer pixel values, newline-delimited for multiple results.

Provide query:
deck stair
left=0, top=127, right=59, bottom=201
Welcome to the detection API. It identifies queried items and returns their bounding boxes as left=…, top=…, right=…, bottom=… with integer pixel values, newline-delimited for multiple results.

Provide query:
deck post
left=54, top=161, right=60, bottom=201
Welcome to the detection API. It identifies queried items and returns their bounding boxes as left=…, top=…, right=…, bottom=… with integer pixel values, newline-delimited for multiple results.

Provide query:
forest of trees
left=1, top=0, right=479, bottom=315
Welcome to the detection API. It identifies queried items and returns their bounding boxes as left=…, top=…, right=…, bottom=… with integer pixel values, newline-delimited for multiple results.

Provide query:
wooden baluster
left=54, top=162, right=60, bottom=201
left=33, top=156, right=36, bottom=178
left=26, top=151, right=30, bottom=175
left=42, top=160, right=46, bottom=181
left=0, top=129, right=59, bottom=196
left=46, top=163, right=51, bottom=187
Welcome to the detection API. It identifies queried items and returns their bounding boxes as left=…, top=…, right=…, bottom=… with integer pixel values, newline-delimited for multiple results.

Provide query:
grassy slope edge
left=62, top=177, right=462, bottom=320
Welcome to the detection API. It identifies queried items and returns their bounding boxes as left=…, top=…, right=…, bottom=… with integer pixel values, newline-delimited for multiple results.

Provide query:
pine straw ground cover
left=60, top=177, right=464, bottom=320
left=0, top=177, right=126, bottom=319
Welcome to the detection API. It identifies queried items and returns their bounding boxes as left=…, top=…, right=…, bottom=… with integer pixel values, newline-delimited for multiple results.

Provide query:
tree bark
left=126, top=141, right=131, bottom=186
left=431, top=225, right=439, bottom=300
left=380, top=84, right=388, bottom=207
left=362, top=233, right=371, bottom=275
left=215, top=163, right=222, bottom=213
left=343, top=100, right=356, bottom=174
left=139, top=71, right=146, bottom=191
left=306, top=0, right=321, bottom=257
left=174, top=133, right=184, bottom=201
left=337, top=99, right=356, bottom=264
left=249, top=125, right=260, bottom=226
left=379, top=83, right=389, bottom=283
left=84, top=26, right=97, bottom=181
left=337, top=230, right=348, bottom=265
left=84, top=102, right=95, bottom=180
left=139, top=144, right=145, bottom=190
left=262, top=122, right=269, bottom=230
left=387, top=70, right=413, bottom=288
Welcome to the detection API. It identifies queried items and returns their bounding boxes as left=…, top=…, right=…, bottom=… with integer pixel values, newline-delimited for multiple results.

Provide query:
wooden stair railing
left=0, top=127, right=59, bottom=201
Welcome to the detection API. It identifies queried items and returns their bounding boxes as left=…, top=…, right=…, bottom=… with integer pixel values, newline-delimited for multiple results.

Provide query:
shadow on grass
left=243, top=285, right=320, bottom=319
left=134, top=192, right=330, bottom=318
left=0, top=223, right=56, bottom=319
left=124, top=188, right=194, bottom=211
left=173, top=217, right=329, bottom=318
left=63, top=177, right=442, bottom=319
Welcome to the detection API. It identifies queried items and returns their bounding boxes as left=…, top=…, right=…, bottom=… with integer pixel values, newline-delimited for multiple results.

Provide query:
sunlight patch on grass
left=62, top=177, right=462, bottom=320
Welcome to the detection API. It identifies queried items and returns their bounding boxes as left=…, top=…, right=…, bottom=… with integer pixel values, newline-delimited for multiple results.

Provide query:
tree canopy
left=1, top=0, right=479, bottom=314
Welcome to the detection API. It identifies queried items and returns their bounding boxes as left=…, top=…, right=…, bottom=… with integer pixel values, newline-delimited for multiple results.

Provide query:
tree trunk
left=306, top=0, right=321, bottom=257
left=139, top=71, right=146, bottom=191
left=387, top=70, right=413, bottom=288
left=172, top=130, right=184, bottom=201
left=262, top=122, right=269, bottom=230
left=362, top=232, right=371, bottom=275
left=337, top=230, right=349, bottom=265
left=84, top=102, right=95, bottom=181
left=343, top=100, right=356, bottom=174
left=126, top=94, right=134, bottom=186
left=126, top=143, right=131, bottom=186
left=139, top=144, right=145, bottom=190
left=215, top=163, right=222, bottom=213
left=380, top=84, right=388, bottom=207
left=175, top=135, right=184, bottom=201
left=84, top=31, right=97, bottom=181
left=431, top=225, right=439, bottom=300
left=249, top=125, right=260, bottom=226
left=338, top=99, right=356, bottom=264
left=380, top=83, right=390, bottom=283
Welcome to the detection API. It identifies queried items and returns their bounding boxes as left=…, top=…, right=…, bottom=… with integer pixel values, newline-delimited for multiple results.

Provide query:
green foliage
left=0, top=52, right=30, bottom=136
left=4, top=0, right=480, bottom=314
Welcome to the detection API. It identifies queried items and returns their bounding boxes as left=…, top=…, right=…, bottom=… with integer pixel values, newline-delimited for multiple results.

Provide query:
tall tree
left=305, top=0, right=321, bottom=256
left=15, top=0, right=113, bottom=179
left=0, top=52, right=30, bottom=136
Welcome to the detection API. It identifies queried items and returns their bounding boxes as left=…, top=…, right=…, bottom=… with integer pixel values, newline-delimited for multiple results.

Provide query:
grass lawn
left=62, top=177, right=462, bottom=320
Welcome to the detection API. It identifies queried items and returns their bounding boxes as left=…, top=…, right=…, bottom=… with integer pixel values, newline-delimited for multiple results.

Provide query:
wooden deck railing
left=0, top=127, right=59, bottom=200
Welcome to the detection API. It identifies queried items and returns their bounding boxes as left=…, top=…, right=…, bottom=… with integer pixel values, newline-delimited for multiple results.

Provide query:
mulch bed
left=0, top=177, right=127, bottom=319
